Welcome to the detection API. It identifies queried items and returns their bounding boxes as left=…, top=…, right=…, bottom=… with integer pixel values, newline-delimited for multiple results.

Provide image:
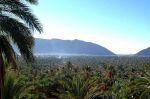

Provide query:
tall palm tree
left=0, top=0, right=42, bottom=98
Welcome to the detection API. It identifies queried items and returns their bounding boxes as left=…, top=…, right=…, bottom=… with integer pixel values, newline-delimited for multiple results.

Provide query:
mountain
left=32, top=38, right=115, bottom=56
left=136, top=47, right=150, bottom=56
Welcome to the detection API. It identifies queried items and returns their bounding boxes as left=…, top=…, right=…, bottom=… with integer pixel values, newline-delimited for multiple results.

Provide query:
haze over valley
left=16, top=38, right=150, bottom=56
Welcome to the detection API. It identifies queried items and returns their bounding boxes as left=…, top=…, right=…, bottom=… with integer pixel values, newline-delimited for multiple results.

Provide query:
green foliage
left=3, top=56, right=150, bottom=99
left=0, top=0, right=43, bottom=63
left=3, top=70, right=31, bottom=99
left=52, top=70, right=101, bottom=99
left=129, top=69, right=150, bottom=99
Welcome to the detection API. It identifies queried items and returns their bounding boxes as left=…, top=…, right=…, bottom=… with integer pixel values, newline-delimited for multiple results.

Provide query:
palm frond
left=0, top=35, right=16, bottom=68
left=4, top=70, right=32, bottom=99
left=0, top=15, right=34, bottom=62
left=0, top=0, right=38, bottom=5
left=24, top=0, right=38, bottom=4
left=129, top=72, right=150, bottom=98
left=53, top=74, right=101, bottom=99
left=0, top=0, right=43, bottom=33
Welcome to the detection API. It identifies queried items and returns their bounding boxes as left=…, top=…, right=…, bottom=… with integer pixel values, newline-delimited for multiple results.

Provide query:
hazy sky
left=32, top=0, right=150, bottom=54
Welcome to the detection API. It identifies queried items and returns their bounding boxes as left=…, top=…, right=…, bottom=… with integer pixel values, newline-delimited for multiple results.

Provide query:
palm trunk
left=0, top=50, right=4, bottom=99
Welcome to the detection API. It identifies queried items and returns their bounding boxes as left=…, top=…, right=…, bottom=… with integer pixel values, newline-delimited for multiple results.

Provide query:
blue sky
left=32, top=0, right=150, bottom=54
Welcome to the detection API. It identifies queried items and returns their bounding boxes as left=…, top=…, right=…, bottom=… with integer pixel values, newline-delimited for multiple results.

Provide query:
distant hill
left=32, top=38, right=115, bottom=56
left=136, top=47, right=150, bottom=56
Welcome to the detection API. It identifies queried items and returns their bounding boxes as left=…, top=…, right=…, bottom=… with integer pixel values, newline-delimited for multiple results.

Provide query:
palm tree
left=0, top=0, right=42, bottom=98
left=3, top=70, right=32, bottom=99
left=53, top=74, right=101, bottom=99
left=129, top=72, right=150, bottom=99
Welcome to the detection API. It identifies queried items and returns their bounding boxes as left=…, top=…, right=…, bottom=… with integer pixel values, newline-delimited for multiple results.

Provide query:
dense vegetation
left=4, top=56, right=150, bottom=99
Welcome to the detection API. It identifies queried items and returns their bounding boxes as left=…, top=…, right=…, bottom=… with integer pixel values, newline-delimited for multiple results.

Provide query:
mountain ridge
left=136, top=47, right=150, bottom=56
left=33, top=38, right=115, bottom=56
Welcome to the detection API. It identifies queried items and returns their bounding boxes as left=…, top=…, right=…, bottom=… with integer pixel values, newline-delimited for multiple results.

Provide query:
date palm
left=53, top=74, right=101, bottom=99
left=0, top=0, right=42, bottom=98
left=130, top=70, right=150, bottom=98
left=3, top=70, right=31, bottom=99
